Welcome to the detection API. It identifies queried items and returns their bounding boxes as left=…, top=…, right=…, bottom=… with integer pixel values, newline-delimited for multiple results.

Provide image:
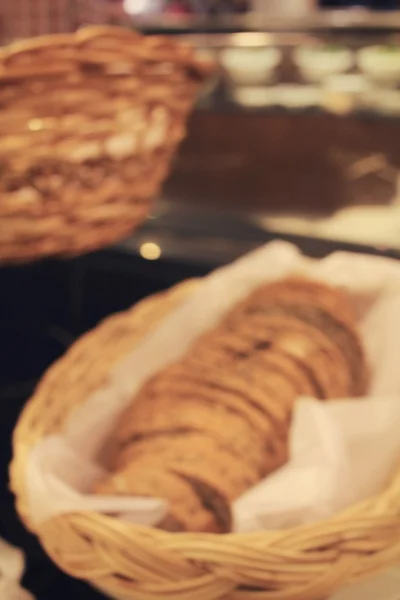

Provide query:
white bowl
left=232, top=86, right=278, bottom=108
left=364, top=89, right=400, bottom=116
left=323, top=74, right=369, bottom=95
left=358, top=46, right=400, bottom=86
left=294, top=46, right=354, bottom=83
left=273, top=85, right=322, bottom=109
left=321, top=74, right=371, bottom=115
left=220, top=46, right=281, bottom=86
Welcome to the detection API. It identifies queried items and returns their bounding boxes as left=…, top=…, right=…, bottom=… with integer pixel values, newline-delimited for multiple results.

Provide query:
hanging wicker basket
left=0, top=26, right=210, bottom=264
left=10, top=280, right=400, bottom=600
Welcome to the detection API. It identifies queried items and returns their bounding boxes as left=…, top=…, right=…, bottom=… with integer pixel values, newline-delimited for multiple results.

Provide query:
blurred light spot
left=28, top=119, right=44, bottom=131
left=140, top=242, right=161, bottom=260
left=124, top=0, right=152, bottom=14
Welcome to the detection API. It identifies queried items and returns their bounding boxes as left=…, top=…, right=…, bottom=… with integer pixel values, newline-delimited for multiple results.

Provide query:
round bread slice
left=116, top=397, right=271, bottom=477
left=136, top=362, right=289, bottom=439
left=107, top=456, right=233, bottom=534
left=218, top=277, right=367, bottom=395
left=93, top=461, right=223, bottom=533
left=235, top=313, right=354, bottom=399
left=229, top=316, right=350, bottom=399
left=142, top=375, right=287, bottom=461
left=273, top=332, right=349, bottom=399
left=167, top=450, right=288, bottom=505
left=189, top=316, right=348, bottom=399
left=213, top=357, right=299, bottom=418
left=190, top=328, right=254, bottom=365
left=180, top=361, right=292, bottom=430
left=228, top=303, right=367, bottom=397
left=173, top=473, right=232, bottom=533
left=238, top=349, right=319, bottom=401
left=117, top=430, right=261, bottom=499
left=118, top=372, right=280, bottom=449
left=269, top=303, right=368, bottom=396
left=224, top=277, right=356, bottom=326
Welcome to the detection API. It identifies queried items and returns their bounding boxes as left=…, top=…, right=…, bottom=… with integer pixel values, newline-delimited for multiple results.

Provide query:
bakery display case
left=125, top=11, right=400, bottom=256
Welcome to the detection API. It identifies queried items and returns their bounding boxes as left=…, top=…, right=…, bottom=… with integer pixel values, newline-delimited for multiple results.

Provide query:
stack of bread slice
left=95, top=278, right=369, bottom=533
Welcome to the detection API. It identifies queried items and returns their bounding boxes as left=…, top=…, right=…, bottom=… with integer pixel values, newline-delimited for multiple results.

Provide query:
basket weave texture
left=11, top=281, right=400, bottom=600
left=0, top=26, right=208, bottom=264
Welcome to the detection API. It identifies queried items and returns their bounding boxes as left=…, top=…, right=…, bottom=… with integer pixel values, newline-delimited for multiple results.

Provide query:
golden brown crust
left=223, top=277, right=356, bottom=326
left=177, top=362, right=291, bottom=429
left=175, top=473, right=232, bottom=533
left=128, top=370, right=279, bottom=441
left=96, top=455, right=233, bottom=533
left=116, top=431, right=261, bottom=499
left=114, top=397, right=270, bottom=476
left=224, top=299, right=367, bottom=397
left=224, top=315, right=350, bottom=399
left=93, top=461, right=222, bottom=533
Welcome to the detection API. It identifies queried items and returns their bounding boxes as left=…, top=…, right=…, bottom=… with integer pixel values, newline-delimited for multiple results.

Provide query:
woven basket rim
left=0, top=25, right=213, bottom=80
left=10, top=280, right=400, bottom=599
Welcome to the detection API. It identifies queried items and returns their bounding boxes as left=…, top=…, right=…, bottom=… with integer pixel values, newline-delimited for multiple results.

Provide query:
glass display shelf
left=177, top=32, right=400, bottom=119
left=128, top=12, right=400, bottom=120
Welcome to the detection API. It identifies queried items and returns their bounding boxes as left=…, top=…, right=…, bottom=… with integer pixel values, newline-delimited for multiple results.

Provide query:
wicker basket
left=10, top=280, right=400, bottom=600
left=0, top=26, right=210, bottom=264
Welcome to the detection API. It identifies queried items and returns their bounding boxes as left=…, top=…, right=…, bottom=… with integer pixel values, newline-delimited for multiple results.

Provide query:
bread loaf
left=94, top=277, right=369, bottom=533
